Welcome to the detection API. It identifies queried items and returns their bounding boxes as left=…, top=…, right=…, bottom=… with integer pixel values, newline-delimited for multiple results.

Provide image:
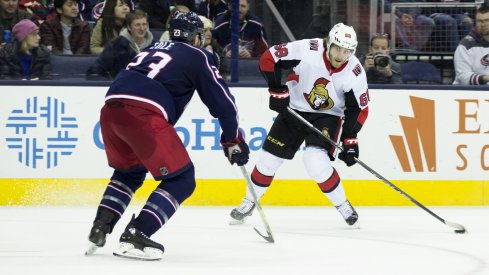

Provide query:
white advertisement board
left=0, top=86, right=488, bottom=180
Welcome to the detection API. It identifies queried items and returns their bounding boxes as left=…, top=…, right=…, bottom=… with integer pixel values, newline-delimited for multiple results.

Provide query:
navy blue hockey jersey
left=105, top=41, right=240, bottom=142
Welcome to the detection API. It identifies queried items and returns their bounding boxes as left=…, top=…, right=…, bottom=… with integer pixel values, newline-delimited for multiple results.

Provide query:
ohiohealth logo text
left=5, top=97, right=78, bottom=168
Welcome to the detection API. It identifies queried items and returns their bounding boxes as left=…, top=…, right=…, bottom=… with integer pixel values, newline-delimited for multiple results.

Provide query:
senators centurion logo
left=389, top=97, right=436, bottom=172
left=303, top=78, right=334, bottom=111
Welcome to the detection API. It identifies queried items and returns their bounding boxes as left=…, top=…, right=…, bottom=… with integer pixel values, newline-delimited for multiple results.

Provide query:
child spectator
left=90, top=0, right=130, bottom=54
left=0, top=19, right=51, bottom=79
left=87, top=9, right=153, bottom=80
left=40, top=0, right=90, bottom=54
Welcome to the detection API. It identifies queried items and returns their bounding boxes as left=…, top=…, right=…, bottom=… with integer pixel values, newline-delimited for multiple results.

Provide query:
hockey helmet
left=169, top=11, right=205, bottom=47
left=327, top=23, right=358, bottom=55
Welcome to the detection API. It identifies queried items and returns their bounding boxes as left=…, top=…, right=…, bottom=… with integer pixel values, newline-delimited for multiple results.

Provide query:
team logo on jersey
left=303, top=78, right=334, bottom=111
left=352, top=64, right=362, bottom=76
left=481, top=54, right=489, bottom=66
left=309, top=40, right=319, bottom=51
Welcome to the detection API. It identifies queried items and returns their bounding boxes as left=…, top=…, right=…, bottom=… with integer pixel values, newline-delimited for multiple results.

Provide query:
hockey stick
left=287, top=107, right=467, bottom=234
left=239, top=165, right=275, bottom=243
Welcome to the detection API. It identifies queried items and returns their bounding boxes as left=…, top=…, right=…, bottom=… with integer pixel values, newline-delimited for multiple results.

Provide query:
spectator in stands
left=137, top=0, right=171, bottom=29
left=197, top=0, right=226, bottom=22
left=19, top=0, right=56, bottom=23
left=360, top=33, right=402, bottom=84
left=90, top=0, right=130, bottom=54
left=213, top=0, right=268, bottom=58
left=0, top=0, right=37, bottom=44
left=0, top=19, right=51, bottom=79
left=86, top=9, right=153, bottom=80
left=77, top=0, right=101, bottom=21
left=426, top=0, right=474, bottom=52
left=158, top=5, right=190, bottom=41
left=453, top=4, right=489, bottom=85
left=77, top=0, right=135, bottom=22
left=40, top=0, right=90, bottom=54
left=199, top=15, right=222, bottom=58
left=137, top=0, right=195, bottom=30
left=385, top=0, right=435, bottom=51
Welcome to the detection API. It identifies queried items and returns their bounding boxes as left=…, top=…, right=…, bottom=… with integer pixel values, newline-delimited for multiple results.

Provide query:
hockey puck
left=454, top=229, right=466, bottom=234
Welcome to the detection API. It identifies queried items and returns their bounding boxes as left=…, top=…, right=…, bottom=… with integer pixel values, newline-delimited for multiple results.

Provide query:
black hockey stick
left=287, top=107, right=467, bottom=234
left=239, top=165, right=275, bottom=243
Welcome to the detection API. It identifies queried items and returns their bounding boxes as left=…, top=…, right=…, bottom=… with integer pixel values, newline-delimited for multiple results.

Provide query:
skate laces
left=336, top=201, right=354, bottom=219
left=237, top=198, right=255, bottom=214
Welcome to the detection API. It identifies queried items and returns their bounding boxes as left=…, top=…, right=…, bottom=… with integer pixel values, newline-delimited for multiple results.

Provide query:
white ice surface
left=0, top=206, right=487, bottom=275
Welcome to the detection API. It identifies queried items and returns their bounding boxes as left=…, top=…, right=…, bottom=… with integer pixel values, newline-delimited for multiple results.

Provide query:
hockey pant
left=246, top=147, right=347, bottom=206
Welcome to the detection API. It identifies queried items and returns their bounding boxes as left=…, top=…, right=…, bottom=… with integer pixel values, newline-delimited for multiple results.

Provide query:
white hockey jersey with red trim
left=266, top=39, right=369, bottom=117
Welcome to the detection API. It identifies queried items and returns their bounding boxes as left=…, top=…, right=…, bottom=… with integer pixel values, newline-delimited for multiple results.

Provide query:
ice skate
left=113, top=220, right=164, bottom=261
left=335, top=200, right=359, bottom=227
left=229, top=198, right=255, bottom=225
left=86, top=208, right=115, bottom=255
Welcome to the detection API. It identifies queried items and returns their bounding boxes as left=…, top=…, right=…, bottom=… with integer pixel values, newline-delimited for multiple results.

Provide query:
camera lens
left=374, top=55, right=390, bottom=67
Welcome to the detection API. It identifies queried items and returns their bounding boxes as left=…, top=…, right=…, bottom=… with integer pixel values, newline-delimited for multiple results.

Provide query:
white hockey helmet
left=327, top=23, right=358, bottom=55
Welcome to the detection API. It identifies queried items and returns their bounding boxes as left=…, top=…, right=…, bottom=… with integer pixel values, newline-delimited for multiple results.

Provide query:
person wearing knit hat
left=12, top=19, right=39, bottom=43
left=0, top=19, right=52, bottom=80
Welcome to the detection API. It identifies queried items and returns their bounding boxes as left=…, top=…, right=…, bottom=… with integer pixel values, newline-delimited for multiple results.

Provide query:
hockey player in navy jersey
left=230, top=23, right=369, bottom=227
left=85, top=11, right=249, bottom=261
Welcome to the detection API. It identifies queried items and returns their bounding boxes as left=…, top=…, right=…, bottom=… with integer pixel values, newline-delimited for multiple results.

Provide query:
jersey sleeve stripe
left=357, top=106, right=369, bottom=125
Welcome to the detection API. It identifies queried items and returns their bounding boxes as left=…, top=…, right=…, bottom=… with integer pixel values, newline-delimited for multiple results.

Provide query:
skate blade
left=85, top=242, right=99, bottom=256
left=113, top=242, right=163, bottom=261
left=349, top=220, right=360, bottom=229
left=229, top=217, right=247, bottom=225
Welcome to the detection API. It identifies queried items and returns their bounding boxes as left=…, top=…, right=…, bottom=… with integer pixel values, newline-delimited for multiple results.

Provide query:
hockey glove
left=221, top=131, right=250, bottom=166
left=269, top=86, right=290, bottom=113
left=338, top=138, right=359, bottom=167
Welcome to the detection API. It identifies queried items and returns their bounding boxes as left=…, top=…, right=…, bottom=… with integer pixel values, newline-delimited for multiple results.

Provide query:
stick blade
left=445, top=220, right=467, bottom=234
left=254, top=227, right=274, bottom=243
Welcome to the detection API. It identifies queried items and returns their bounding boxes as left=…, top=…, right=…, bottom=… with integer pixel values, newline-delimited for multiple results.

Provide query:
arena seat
left=50, top=54, right=98, bottom=80
left=401, top=61, right=442, bottom=84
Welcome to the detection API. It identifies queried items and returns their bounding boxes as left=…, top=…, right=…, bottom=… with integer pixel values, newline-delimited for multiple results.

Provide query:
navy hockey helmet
left=169, top=11, right=205, bottom=47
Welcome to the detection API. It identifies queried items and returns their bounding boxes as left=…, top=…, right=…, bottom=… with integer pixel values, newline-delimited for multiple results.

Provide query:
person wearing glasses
left=453, top=4, right=489, bottom=85
left=360, top=33, right=402, bottom=84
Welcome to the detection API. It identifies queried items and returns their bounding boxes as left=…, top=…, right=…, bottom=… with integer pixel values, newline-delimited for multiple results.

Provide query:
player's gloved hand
left=338, top=138, right=359, bottom=167
left=269, top=85, right=290, bottom=113
left=220, top=131, right=250, bottom=166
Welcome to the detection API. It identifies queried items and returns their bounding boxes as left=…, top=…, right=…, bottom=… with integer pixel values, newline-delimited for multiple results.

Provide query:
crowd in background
left=0, top=0, right=487, bottom=85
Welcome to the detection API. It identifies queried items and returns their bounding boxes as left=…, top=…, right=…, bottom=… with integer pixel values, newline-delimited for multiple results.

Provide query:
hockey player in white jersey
left=230, top=23, right=370, bottom=226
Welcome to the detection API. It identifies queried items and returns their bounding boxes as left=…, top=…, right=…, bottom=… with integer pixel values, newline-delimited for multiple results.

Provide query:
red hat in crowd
left=12, top=19, right=38, bottom=42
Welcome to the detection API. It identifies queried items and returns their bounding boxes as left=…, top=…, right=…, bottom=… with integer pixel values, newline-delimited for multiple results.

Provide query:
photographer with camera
left=360, top=33, right=402, bottom=84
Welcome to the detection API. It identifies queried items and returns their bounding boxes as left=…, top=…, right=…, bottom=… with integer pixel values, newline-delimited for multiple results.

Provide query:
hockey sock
left=245, top=166, right=274, bottom=200
left=133, top=165, right=196, bottom=237
left=302, top=147, right=347, bottom=206
left=95, top=169, right=145, bottom=230
left=318, top=169, right=347, bottom=206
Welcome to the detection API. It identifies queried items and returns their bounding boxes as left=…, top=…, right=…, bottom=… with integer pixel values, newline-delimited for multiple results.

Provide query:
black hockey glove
left=220, top=131, right=250, bottom=166
left=338, top=138, right=359, bottom=167
left=269, top=86, right=290, bottom=113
